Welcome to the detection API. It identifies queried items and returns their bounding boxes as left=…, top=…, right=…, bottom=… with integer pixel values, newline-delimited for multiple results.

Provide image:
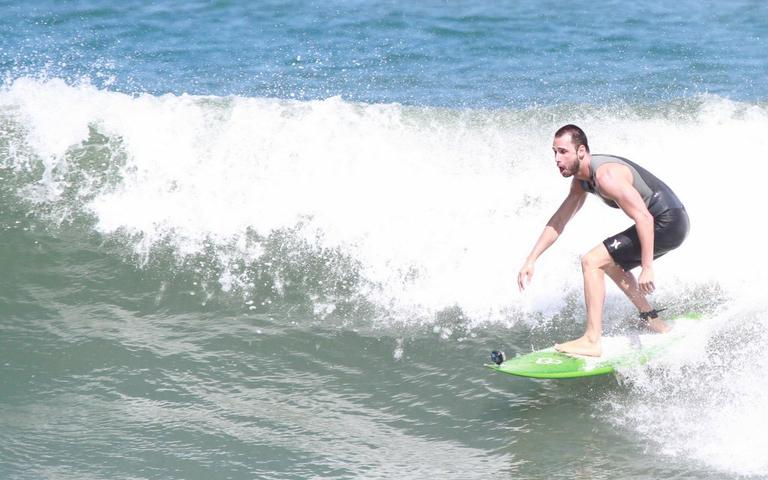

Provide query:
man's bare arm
left=518, top=179, right=587, bottom=291
left=595, top=164, right=656, bottom=293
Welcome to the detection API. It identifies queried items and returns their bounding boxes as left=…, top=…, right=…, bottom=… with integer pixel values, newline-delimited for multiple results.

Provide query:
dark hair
left=554, top=124, right=590, bottom=153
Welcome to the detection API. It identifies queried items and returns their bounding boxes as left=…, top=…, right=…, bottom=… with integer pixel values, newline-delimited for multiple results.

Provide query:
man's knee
left=581, top=253, right=598, bottom=271
left=581, top=246, right=612, bottom=271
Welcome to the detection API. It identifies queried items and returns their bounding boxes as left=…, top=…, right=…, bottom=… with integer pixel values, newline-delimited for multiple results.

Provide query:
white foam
left=4, top=77, right=768, bottom=477
left=606, top=307, right=768, bottom=476
left=2, top=79, right=767, bottom=321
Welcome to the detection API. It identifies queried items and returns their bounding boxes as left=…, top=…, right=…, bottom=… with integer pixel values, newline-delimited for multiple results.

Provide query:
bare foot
left=647, top=317, right=671, bottom=333
left=554, top=335, right=602, bottom=357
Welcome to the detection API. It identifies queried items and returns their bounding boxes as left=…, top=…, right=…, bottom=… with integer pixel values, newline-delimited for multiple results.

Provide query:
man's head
left=552, top=124, right=589, bottom=177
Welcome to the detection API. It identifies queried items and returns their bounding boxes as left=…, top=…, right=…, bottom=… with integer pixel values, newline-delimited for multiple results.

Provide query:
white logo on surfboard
left=536, top=357, right=563, bottom=365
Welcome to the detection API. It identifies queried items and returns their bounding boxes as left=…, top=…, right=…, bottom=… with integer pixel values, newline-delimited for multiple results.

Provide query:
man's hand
left=638, top=266, right=655, bottom=294
left=518, top=261, right=535, bottom=291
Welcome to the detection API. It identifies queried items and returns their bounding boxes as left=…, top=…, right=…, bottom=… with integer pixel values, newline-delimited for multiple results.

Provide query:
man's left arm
left=596, top=165, right=656, bottom=293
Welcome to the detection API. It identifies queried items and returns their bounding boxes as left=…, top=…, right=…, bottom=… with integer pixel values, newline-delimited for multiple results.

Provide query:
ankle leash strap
left=639, top=308, right=666, bottom=320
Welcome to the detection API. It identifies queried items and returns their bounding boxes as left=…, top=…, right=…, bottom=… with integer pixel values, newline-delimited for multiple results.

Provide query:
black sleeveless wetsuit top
left=579, top=154, right=684, bottom=217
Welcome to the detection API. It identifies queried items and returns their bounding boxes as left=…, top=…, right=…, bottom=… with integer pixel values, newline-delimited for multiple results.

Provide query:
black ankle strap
left=639, top=308, right=666, bottom=320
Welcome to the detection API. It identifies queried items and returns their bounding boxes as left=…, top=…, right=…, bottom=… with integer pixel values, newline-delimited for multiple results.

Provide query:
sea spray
left=604, top=305, right=768, bottom=475
left=1, top=79, right=765, bottom=328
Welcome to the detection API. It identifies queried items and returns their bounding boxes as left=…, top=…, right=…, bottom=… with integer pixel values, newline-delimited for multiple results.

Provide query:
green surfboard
left=487, top=313, right=701, bottom=379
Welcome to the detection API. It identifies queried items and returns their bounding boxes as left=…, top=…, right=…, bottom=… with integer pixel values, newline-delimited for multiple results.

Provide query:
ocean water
left=1, top=1, right=767, bottom=479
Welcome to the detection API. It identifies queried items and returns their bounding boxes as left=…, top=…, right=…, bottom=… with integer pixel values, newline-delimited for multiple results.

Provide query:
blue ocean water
left=3, top=0, right=767, bottom=106
left=2, top=2, right=768, bottom=479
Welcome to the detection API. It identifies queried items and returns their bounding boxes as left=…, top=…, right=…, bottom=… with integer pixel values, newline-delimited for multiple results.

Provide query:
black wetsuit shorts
left=603, top=208, right=689, bottom=271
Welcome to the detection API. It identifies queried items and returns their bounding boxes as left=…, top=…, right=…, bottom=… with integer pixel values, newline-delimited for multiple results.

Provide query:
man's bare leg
left=604, top=264, right=670, bottom=333
left=554, top=244, right=614, bottom=357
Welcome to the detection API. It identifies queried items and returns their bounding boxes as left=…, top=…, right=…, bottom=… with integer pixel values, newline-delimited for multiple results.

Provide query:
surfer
left=517, top=125, right=689, bottom=357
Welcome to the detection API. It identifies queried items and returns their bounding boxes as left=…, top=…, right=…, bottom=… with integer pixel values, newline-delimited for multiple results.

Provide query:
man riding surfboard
left=517, top=125, right=689, bottom=357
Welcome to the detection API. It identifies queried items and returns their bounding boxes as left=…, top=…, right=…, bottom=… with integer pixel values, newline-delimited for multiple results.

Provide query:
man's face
left=552, top=134, right=580, bottom=177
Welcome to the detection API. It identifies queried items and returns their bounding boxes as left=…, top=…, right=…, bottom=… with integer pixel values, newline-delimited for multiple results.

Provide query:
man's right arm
left=518, top=179, right=586, bottom=291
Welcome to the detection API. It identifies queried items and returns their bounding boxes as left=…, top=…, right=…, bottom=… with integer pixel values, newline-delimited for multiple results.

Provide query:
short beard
left=569, top=156, right=580, bottom=176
